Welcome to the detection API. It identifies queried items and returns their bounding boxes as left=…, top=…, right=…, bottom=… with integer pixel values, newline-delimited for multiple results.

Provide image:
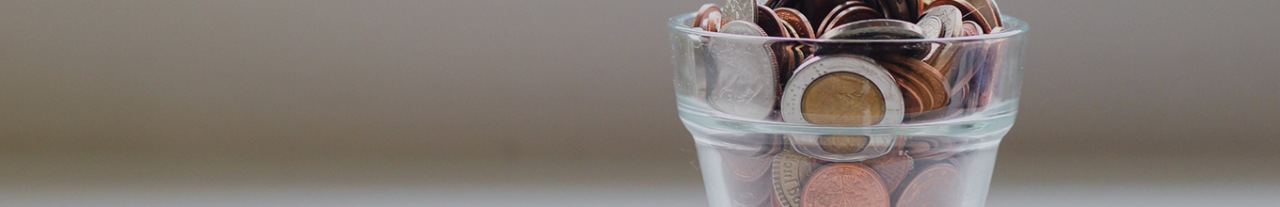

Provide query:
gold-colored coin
left=817, top=135, right=870, bottom=154
left=800, top=72, right=887, bottom=126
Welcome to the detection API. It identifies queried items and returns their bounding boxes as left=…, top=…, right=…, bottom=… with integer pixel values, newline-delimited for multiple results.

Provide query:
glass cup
left=668, top=12, right=1027, bottom=207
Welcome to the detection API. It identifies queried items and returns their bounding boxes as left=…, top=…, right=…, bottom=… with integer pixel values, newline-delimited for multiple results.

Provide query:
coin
left=800, top=72, right=887, bottom=126
left=960, top=20, right=982, bottom=36
left=703, top=11, right=725, bottom=32
left=884, top=55, right=948, bottom=112
left=782, top=54, right=903, bottom=126
left=772, top=149, right=817, bottom=207
left=695, top=3, right=723, bottom=28
left=799, top=0, right=854, bottom=31
left=819, top=6, right=882, bottom=36
left=894, top=163, right=962, bottom=207
left=766, top=0, right=799, bottom=8
left=800, top=163, right=890, bottom=207
left=725, top=0, right=758, bottom=25
left=756, top=5, right=789, bottom=37
left=892, top=74, right=928, bottom=114
left=903, top=136, right=957, bottom=161
left=722, top=149, right=774, bottom=181
left=774, top=8, right=816, bottom=39
left=916, top=16, right=943, bottom=39
left=817, top=135, right=870, bottom=154
left=926, top=0, right=991, bottom=33
left=879, top=60, right=935, bottom=114
left=878, top=0, right=922, bottom=22
left=816, top=19, right=929, bottom=58
left=781, top=55, right=903, bottom=162
left=728, top=173, right=775, bottom=207
left=965, top=0, right=1003, bottom=29
left=862, top=137, right=913, bottom=192
left=707, top=20, right=779, bottom=120
left=920, top=5, right=964, bottom=38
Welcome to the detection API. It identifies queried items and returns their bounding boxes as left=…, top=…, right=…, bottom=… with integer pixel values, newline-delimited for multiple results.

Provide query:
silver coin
left=723, top=0, right=757, bottom=25
left=917, top=16, right=943, bottom=39
left=921, top=5, right=964, bottom=38
left=706, top=20, right=778, bottom=119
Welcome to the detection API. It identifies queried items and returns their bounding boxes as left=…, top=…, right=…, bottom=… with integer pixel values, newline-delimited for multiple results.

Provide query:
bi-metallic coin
left=781, top=54, right=903, bottom=162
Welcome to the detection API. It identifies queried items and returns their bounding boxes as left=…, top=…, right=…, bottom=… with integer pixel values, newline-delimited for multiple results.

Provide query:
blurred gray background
left=2, top=0, right=1278, bottom=206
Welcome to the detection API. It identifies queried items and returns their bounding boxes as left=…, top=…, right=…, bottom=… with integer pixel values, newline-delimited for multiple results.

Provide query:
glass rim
left=667, top=12, right=1028, bottom=43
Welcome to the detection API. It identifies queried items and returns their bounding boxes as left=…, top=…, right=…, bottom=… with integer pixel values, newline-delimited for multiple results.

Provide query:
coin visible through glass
left=894, top=163, right=962, bottom=207
left=800, top=163, right=890, bottom=207
left=772, top=149, right=816, bottom=207
left=800, top=72, right=886, bottom=126
left=861, top=138, right=913, bottom=192
left=817, top=135, right=870, bottom=154
left=707, top=20, right=779, bottom=120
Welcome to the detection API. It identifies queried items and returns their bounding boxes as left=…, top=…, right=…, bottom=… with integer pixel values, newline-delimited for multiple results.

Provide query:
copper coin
left=774, top=8, right=816, bottom=39
left=800, top=72, right=888, bottom=126
left=703, top=11, right=725, bottom=32
left=799, top=0, right=855, bottom=31
left=926, top=0, right=991, bottom=33
left=800, top=163, right=890, bottom=207
left=821, top=6, right=883, bottom=36
left=819, top=19, right=924, bottom=40
left=879, top=61, right=935, bottom=114
left=862, top=137, right=913, bottom=192
left=695, top=3, right=722, bottom=28
left=965, top=0, right=1003, bottom=29
left=758, top=136, right=786, bottom=156
left=884, top=55, right=948, bottom=111
left=894, top=163, right=962, bottom=207
left=722, top=149, right=774, bottom=181
left=772, top=149, right=817, bottom=207
left=959, top=20, right=982, bottom=36
left=878, top=0, right=921, bottom=22
left=893, top=75, right=927, bottom=114
left=813, top=1, right=852, bottom=38
left=903, top=136, right=957, bottom=161
left=756, top=5, right=789, bottom=37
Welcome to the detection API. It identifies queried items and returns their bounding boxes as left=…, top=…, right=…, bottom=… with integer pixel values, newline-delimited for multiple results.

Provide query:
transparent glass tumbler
left=668, top=13, right=1027, bottom=207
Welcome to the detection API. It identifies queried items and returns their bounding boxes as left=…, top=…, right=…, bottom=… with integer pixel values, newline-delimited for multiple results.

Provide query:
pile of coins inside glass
left=719, top=135, right=976, bottom=207
left=693, top=0, right=1006, bottom=124
left=686, top=0, right=1010, bottom=206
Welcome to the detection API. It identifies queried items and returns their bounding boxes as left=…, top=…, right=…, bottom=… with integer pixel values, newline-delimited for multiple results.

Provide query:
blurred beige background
left=2, top=0, right=1279, bottom=206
